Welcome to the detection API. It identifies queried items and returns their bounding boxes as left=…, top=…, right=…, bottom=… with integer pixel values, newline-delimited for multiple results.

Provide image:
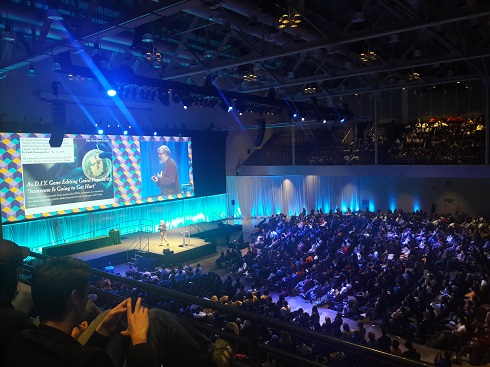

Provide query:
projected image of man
left=151, top=145, right=180, bottom=196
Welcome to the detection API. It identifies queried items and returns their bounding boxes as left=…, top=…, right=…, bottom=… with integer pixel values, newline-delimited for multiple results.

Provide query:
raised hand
left=95, top=298, right=129, bottom=337
left=120, top=297, right=149, bottom=345
left=71, top=321, right=89, bottom=339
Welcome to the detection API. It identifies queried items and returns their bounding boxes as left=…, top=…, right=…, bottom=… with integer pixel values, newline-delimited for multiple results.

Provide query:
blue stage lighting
left=97, top=129, right=104, bottom=134
left=293, top=113, right=298, bottom=118
left=123, top=130, right=128, bottom=135
left=340, top=118, right=345, bottom=123
left=153, top=131, right=157, bottom=136
left=107, top=89, right=117, bottom=97
left=228, top=106, right=233, bottom=112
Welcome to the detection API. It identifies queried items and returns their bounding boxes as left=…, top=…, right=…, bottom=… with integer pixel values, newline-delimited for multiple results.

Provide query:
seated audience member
left=391, top=339, right=403, bottom=356
left=0, top=240, right=35, bottom=361
left=377, top=326, right=392, bottom=352
left=402, top=340, right=421, bottom=360
left=434, top=350, right=453, bottom=367
left=4, top=256, right=156, bottom=367
left=366, top=332, right=377, bottom=348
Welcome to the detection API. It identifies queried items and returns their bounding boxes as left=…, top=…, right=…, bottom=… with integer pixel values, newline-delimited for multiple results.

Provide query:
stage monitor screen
left=0, top=132, right=194, bottom=223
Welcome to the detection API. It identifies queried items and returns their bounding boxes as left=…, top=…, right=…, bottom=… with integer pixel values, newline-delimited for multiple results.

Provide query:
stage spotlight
left=157, top=89, right=170, bottom=106
left=323, top=119, right=327, bottom=123
left=51, top=81, right=62, bottom=96
left=180, top=96, right=190, bottom=109
left=123, top=130, right=128, bottom=135
left=340, top=118, right=345, bottom=123
left=28, top=64, right=36, bottom=76
left=107, top=89, right=117, bottom=97
left=98, top=129, right=104, bottom=134
left=172, top=91, right=181, bottom=104
left=228, top=106, right=233, bottom=112
left=293, top=113, right=298, bottom=118
left=153, top=131, right=157, bottom=136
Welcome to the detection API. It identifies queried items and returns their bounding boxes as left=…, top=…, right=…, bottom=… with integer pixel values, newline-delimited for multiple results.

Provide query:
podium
left=181, top=230, right=191, bottom=247
left=109, top=229, right=121, bottom=245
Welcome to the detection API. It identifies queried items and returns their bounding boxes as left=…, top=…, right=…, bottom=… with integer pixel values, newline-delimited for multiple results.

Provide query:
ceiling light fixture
left=28, top=63, right=36, bottom=76
left=141, top=33, right=153, bottom=43
left=388, top=34, right=400, bottom=44
left=145, top=47, right=162, bottom=68
left=279, top=8, right=301, bottom=29
left=47, top=8, right=63, bottom=21
left=243, top=65, right=258, bottom=83
left=2, top=24, right=15, bottom=42
left=408, top=70, right=420, bottom=81
left=208, top=9, right=222, bottom=22
left=360, top=50, right=377, bottom=62
left=303, top=83, right=317, bottom=94
left=412, top=49, right=422, bottom=58
left=243, top=72, right=258, bottom=82
left=352, top=11, right=365, bottom=23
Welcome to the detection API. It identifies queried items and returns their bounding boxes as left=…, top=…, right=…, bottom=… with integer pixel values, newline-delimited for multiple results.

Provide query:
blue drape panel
left=227, top=175, right=361, bottom=218
left=3, top=194, right=227, bottom=252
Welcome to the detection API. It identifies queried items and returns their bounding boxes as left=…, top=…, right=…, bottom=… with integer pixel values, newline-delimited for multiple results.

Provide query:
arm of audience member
left=121, top=297, right=157, bottom=367
left=95, top=298, right=130, bottom=337
left=82, top=298, right=130, bottom=348
left=120, top=297, right=148, bottom=345
left=71, top=321, right=89, bottom=339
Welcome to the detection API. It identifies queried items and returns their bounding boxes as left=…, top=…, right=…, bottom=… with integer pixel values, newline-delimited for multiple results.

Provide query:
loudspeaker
left=137, top=257, right=155, bottom=271
left=49, top=100, right=66, bottom=148
left=254, top=119, right=265, bottom=147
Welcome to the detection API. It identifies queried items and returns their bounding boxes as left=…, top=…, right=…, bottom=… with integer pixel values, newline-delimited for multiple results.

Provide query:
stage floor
left=71, top=218, right=255, bottom=263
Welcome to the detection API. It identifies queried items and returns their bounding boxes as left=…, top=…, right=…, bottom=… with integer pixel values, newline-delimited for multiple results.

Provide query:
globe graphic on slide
left=81, top=149, right=112, bottom=179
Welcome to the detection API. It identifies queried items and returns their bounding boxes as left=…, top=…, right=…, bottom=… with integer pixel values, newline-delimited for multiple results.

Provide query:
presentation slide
left=0, top=133, right=194, bottom=223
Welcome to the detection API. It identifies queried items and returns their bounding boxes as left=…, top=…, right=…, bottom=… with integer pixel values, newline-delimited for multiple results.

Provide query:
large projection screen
left=0, top=132, right=194, bottom=223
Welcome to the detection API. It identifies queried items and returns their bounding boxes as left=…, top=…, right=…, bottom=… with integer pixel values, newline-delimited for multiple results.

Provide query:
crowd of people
left=382, top=116, right=485, bottom=165
left=89, top=208, right=490, bottom=366
left=2, top=207, right=490, bottom=366
left=270, top=115, right=486, bottom=166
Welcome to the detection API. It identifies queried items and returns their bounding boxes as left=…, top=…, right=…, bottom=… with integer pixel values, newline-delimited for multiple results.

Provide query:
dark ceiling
left=2, top=0, right=490, bottom=106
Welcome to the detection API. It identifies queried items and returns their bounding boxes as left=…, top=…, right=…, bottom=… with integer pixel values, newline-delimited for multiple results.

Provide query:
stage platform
left=63, top=220, right=244, bottom=270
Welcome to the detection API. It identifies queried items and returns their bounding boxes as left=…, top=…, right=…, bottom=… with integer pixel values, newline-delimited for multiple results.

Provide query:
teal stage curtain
left=227, top=176, right=361, bottom=219
left=3, top=194, right=227, bottom=253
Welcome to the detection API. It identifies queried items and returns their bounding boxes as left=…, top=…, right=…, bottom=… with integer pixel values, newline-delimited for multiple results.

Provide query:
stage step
left=191, top=223, right=242, bottom=240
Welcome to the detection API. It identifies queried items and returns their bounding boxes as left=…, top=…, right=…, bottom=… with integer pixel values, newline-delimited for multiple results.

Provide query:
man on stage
left=159, top=220, right=169, bottom=246
left=151, top=145, right=180, bottom=196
